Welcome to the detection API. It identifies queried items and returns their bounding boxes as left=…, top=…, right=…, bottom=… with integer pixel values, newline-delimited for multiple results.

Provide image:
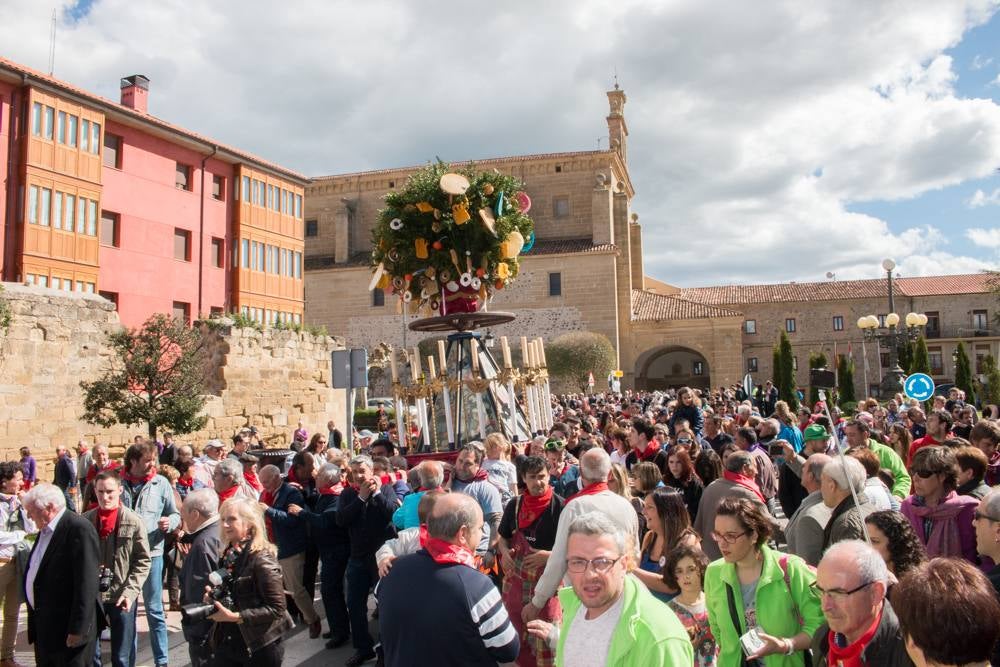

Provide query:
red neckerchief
left=723, top=470, right=766, bottom=504
left=417, top=486, right=444, bottom=493
left=419, top=525, right=477, bottom=568
left=243, top=471, right=263, bottom=492
left=638, top=442, right=661, bottom=461
left=217, top=485, right=239, bottom=502
left=378, top=471, right=405, bottom=486
left=827, top=606, right=882, bottom=666
left=121, top=469, right=156, bottom=485
left=96, top=506, right=119, bottom=539
left=177, top=475, right=194, bottom=489
left=319, top=483, right=345, bottom=496
left=458, top=468, right=489, bottom=484
left=567, top=481, right=609, bottom=503
left=87, top=461, right=121, bottom=484
left=518, top=486, right=554, bottom=529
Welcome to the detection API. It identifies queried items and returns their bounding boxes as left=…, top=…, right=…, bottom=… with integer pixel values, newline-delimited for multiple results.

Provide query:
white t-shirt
left=561, top=589, right=624, bottom=667
left=609, top=450, right=629, bottom=467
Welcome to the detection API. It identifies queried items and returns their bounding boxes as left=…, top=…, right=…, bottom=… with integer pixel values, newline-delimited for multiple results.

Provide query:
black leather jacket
left=213, top=546, right=293, bottom=653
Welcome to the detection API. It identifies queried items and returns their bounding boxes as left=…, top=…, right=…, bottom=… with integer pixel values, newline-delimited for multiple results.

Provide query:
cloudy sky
left=3, top=0, right=1000, bottom=287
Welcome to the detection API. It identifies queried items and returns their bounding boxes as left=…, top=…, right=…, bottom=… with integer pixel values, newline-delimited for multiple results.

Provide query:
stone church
left=303, top=89, right=998, bottom=396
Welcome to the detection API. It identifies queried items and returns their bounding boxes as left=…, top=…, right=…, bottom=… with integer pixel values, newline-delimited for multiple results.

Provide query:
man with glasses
left=810, top=540, right=911, bottom=666
left=525, top=512, right=692, bottom=665
left=975, top=489, right=1000, bottom=666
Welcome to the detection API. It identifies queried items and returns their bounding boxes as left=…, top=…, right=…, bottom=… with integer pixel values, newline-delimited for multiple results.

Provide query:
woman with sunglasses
left=704, top=497, right=822, bottom=666
left=900, top=446, right=980, bottom=562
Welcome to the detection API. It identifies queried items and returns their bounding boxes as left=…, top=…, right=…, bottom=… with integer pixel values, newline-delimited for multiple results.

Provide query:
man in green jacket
left=526, top=511, right=692, bottom=666
left=84, top=470, right=151, bottom=667
left=844, top=420, right=911, bottom=498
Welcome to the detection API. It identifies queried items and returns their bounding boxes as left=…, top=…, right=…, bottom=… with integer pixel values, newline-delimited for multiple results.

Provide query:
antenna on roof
left=826, top=272, right=836, bottom=281
left=48, top=9, right=56, bottom=75
left=613, top=66, right=620, bottom=90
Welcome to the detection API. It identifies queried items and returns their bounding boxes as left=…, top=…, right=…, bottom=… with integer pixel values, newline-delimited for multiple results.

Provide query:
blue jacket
left=119, top=474, right=180, bottom=557
left=263, top=482, right=309, bottom=560
left=393, top=490, right=425, bottom=530
left=778, top=423, right=804, bottom=453
left=299, top=492, right=350, bottom=553
left=669, top=404, right=704, bottom=437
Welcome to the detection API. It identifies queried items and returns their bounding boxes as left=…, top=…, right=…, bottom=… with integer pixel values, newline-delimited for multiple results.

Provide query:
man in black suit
left=22, top=482, right=101, bottom=667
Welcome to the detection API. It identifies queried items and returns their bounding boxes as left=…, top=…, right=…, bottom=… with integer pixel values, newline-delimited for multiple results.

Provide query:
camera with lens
left=98, top=566, right=113, bottom=593
left=181, top=568, right=234, bottom=625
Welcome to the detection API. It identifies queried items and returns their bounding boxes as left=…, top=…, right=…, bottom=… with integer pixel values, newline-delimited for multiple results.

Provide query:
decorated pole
left=536, top=337, right=552, bottom=430
left=471, top=338, right=487, bottom=439
left=531, top=341, right=547, bottom=432
left=500, top=336, right=517, bottom=440
left=521, top=336, right=538, bottom=434
left=389, top=349, right=407, bottom=449
left=412, top=347, right=430, bottom=449
left=438, top=340, right=455, bottom=447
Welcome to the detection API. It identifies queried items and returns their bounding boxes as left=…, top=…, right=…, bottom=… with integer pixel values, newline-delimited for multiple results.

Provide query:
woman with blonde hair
left=208, top=497, right=293, bottom=666
left=607, top=463, right=646, bottom=537
left=483, top=433, right=518, bottom=503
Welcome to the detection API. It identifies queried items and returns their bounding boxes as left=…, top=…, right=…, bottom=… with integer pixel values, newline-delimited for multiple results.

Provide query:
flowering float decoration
left=369, top=162, right=535, bottom=316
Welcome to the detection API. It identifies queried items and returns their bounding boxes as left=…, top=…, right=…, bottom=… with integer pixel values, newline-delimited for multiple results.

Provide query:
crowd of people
left=2, top=388, right=1000, bottom=666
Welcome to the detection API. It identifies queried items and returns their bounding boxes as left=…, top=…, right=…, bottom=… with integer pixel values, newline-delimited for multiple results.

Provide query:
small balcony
left=924, top=324, right=995, bottom=340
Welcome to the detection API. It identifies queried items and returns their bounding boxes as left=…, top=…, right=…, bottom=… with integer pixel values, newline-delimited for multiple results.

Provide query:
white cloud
left=973, top=54, right=995, bottom=69
left=967, top=227, right=1000, bottom=247
left=968, top=188, right=1000, bottom=206
left=1, top=0, right=998, bottom=287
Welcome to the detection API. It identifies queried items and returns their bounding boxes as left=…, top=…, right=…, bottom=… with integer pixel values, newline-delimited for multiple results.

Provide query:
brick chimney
left=120, top=75, right=150, bottom=113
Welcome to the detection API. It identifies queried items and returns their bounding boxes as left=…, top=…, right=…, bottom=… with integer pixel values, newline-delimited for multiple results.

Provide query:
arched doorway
left=635, top=346, right=711, bottom=391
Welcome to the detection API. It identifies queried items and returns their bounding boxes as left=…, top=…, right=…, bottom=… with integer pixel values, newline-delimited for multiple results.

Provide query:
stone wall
left=0, top=283, right=345, bottom=478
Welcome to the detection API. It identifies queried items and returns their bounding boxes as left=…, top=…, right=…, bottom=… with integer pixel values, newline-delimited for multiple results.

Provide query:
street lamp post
left=857, top=259, right=928, bottom=400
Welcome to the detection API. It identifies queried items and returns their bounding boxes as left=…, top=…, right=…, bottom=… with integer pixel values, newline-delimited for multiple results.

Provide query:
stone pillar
left=612, top=190, right=632, bottom=371
left=332, top=207, right=349, bottom=264
left=629, top=220, right=644, bottom=291
left=592, top=173, right=614, bottom=245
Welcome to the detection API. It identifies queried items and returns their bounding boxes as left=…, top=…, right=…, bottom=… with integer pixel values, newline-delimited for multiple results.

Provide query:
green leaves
left=80, top=313, right=208, bottom=438
left=547, top=332, right=616, bottom=392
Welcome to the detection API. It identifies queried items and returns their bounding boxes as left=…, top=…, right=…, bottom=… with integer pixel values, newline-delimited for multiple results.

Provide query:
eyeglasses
left=912, top=469, right=940, bottom=478
left=566, top=555, right=623, bottom=574
left=975, top=510, right=1000, bottom=522
left=711, top=530, right=748, bottom=544
left=544, top=439, right=566, bottom=451
left=811, top=581, right=872, bottom=601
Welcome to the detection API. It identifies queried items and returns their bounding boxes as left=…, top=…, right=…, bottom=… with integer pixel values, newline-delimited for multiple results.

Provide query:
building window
left=295, top=194, right=302, bottom=218
left=99, top=290, right=118, bottom=310
left=76, top=197, right=86, bottom=233
left=40, top=188, right=51, bottom=227
left=305, top=219, right=318, bottom=237
left=43, top=106, right=54, bottom=140
left=31, top=102, right=41, bottom=136
left=65, top=194, right=75, bottom=231
left=100, top=211, right=120, bottom=247
left=53, top=192, right=63, bottom=229
left=548, top=272, right=562, bottom=296
left=693, top=361, right=704, bottom=376
left=785, top=318, right=796, bottom=333
left=241, top=176, right=250, bottom=201
left=257, top=242, right=265, bottom=271
left=81, top=119, right=90, bottom=152
left=37, top=275, right=48, bottom=288
left=212, top=174, right=225, bottom=201
left=68, top=115, right=78, bottom=147
left=174, top=228, right=191, bottom=261
left=91, top=122, right=101, bottom=155
left=553, top=196, right=570, bottom=218
left=86, top=200, right=97, bottom=235
left=928, top=347, right=944, bottom=375
left=880, top=352, right=890, bottom=368
left=747, top=357, right=758, bottom=373
left=280, top=248, right=288, bottom=276
left=745, top=319, right=756, bottom=334
left=554, top=164, right=562, bottom=173
left=294, top=251, right=302, bottom=278
left=877, top=314, right=887, bottom=328
left=388, top=180, right=395, bottom=188
left=175, top=163, right=192, bottom=190
left=925, top=311, right=940, bottom=338
left=241, top=239, right=250, bottom=268
left=57, top=111, right=66, bottom=143
left=973, top=310, right=988, bottom=332
left=172, top=301, right=190, bottom=324
left=976, top=347, right=988, bottom=373
left=27, top=185, right=38, bottom=224
left=103, top=133, right=122, bottom=168
left=833, top=315, right=844, bottom=331
left=212, top=238, right=224, bottom=268
left=372, top=289, right=385, bottom=307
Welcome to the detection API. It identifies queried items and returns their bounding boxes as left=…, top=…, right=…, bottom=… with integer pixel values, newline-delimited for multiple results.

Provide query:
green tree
left=777, top=331, right=798, bottom=409
left=808, top=351, right=829, bottom=406
left=547, top=331, right=616, bottom=392
left=954, top=342, right=975, bottom=403
left=838, top=355, right=856, bottom=404
left=896, top=339, right=914, bottom=374
left=81, top=314, right=208, bottom=439
left=911, top=336, right=931, bottom=376
left=982, top=355, right=1000, bottom=407
left=772, top=345, right=782, bottom=393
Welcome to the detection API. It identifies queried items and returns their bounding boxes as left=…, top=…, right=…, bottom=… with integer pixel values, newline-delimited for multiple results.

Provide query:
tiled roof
left=0, top=56, right=308, bottom=183
left=678, top=273, right=995, bottom=305
left=311, top=151, right=613, bottom=181
left=631, top=289, right=743, bottom=321
left=305, top=238, right=617, bottom=270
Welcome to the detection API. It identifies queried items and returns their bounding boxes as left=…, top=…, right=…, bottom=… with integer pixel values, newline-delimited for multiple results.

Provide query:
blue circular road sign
left=903, top=373, right=935, bottom=401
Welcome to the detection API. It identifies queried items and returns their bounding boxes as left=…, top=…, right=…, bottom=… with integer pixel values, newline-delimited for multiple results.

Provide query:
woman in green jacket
left=704, top=497, right=823, bottom=667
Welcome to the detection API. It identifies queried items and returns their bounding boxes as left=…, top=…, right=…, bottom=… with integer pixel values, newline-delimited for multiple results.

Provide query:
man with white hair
left=522, top=448, right=639, bottom=623
left=22, top=483, right=101, bottom=667
left=178, top=489, right=221, bottom=667
left=211, top=457, right=253, bottom=502
left=810, top=540, right=910, bottom=665
left=784, top=453, right=833, bottom=566
left=820, top=457, right=876, bottom=551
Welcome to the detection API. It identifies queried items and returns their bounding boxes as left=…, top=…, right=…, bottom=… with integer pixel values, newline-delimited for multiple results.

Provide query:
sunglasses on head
left=544, top=439, right=565, bottom=451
